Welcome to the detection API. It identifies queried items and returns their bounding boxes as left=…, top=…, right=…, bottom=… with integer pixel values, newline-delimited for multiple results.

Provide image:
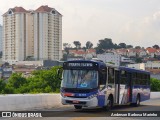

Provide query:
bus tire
left=74, top=105, right=82, bottom=109
left=134, top=94, right=140, bottom=107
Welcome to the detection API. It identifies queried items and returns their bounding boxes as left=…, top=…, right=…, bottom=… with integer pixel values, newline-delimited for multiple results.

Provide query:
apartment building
left=33, top=5, right=62, bottom=60
left=3, top=5, right=62, bottom=64
left=3, top=7, right=28, bottom=64
left=0, top=25, right=2, bottom=52
left=97, top=52, right=121, bottom=66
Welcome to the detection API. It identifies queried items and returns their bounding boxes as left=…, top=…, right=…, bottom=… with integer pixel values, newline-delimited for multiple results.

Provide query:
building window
left=8, top=11, right=12, bottom=14
left=52, top=10, right=56, bottom=14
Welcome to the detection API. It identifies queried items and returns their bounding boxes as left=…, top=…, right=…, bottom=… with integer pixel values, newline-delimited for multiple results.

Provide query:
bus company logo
left=2, top=112, right=11, bottom=117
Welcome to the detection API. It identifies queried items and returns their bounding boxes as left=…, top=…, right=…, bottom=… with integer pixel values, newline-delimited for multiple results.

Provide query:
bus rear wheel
left=74, top=105, right=82, bottom=109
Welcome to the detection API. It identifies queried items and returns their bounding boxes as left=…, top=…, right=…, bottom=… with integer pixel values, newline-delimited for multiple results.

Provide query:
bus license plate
left=72, top=100, right=79, bottom=103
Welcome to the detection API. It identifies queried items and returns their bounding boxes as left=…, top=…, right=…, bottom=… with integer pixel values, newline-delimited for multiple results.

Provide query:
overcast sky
left=0, top=0, right=160, bottom=48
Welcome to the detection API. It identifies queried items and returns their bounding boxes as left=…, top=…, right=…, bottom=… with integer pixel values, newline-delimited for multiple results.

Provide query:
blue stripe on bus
left=97, top=95, right=105, bottom=107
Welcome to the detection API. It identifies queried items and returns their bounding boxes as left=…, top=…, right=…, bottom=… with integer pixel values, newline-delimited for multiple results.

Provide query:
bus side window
left=108, top=68, right=114, bottom=84
left=115, top=70, right=119, bottom=84
left=120, top=70, right=127, bottom=84
left=99, top=69, right=107, bottom=85
left=135, top=73, right=140, bottom=85
left=148, top=74, right=150, bottom=85
left=132, top=72, right=136, bottom=85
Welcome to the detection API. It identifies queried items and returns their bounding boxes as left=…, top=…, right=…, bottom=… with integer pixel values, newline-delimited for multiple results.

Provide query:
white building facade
left=33, top=5, right=62, bottom=61
left=97, top=52, right=121, bottom=66
left=0, top=25, right=2, bottom=52
left=145, top=61, right=160, bottom=69
left=127, top=61, right=160, bottom=70
left=127, top=63, right=145, bottom=70
left=3, top=6, right=62, bottom=64
left=3, top=7, right=27, bottom=64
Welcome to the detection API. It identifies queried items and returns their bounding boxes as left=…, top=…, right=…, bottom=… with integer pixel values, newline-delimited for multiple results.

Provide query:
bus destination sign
left=68, top=63, right=93, bottom=67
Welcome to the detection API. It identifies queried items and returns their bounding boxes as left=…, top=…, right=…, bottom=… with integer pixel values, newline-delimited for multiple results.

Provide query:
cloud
left=1, top=0, right=160, bottom=48
left=116, top=11, right=160, bottom=47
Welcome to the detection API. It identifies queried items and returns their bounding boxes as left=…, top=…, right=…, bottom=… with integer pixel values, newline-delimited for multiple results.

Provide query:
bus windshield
left=61, top=70, right=98, bottom=89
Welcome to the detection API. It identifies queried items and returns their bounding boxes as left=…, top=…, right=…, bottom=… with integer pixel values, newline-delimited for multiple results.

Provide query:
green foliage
left=150, top=78, right=160, bottom=91
left=95, top=38, right=133, bottom=54
left=118, top=43, right=126, bottom=48
left=7, top=73, right=27, bottom=89
left=0, top=79, right=6, bottom=94
left=2, top=66, right=160, bottom=94
left=0, top=66, right=62, bottom=94
left=96, top=38, right=114, bottom=53
left=135, top=57, right=143, bottom=63
left=86, top=41, right=93, bottom=49
left=73, top=41, right=81, bottom=49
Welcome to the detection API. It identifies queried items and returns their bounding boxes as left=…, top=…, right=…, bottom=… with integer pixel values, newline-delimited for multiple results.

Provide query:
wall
left=0, top=92, right=159, bottom=111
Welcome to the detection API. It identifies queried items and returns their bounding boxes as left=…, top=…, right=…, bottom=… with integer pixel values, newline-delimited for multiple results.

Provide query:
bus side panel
left=97, top=87, right=109, bottom=107
left=132, top=85, right=139, bottom=103
left=132, top=85, right=150, bottom=103
left=119, top=84, right=128, bottom=104
left=97, top=95, right=105, bottom=107
left=140, top=85, right=150, bottom=101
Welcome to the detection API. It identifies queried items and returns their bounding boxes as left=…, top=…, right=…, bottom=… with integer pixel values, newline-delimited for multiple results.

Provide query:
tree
left=150, top=78, right=160, bottom=91
left=7, top=73, right=27, bottom=89
left=153, top=45, right=159, bottom=49
left=126, top=45, right=133, bottom=48
left=63, top=43, right=72, bottom=49
left=114, top=44, right=118, bottom=49
left=135, top=57, right=143, bottom=63
left=96, top=38, right=114, bottom=54
left=62, top=43, right=72, bottom=61
left=73, top=41, right=81, bottom=49
left=86, top=41, right=93, bottom=49
left=5, top=73, right=27, bottom=93
left=118, top=43, right=126, bottom=48
left=135, top=46, right=141, bottom=49
left=0, top=80, right=6, bottom=94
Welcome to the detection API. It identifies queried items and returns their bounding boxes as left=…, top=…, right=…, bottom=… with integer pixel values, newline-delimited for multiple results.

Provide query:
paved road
left=1, top=98, right=160, bottom=120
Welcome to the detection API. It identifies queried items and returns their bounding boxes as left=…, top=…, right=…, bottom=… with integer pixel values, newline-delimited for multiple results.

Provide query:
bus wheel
left=74, top=105, right=82, bottom=109
left=134, top=95, right=140, bottom=107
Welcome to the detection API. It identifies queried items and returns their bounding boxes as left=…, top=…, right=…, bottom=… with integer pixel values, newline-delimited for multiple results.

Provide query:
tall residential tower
left=3, top=5, right=62, bottom=64
left=33, top=5, right=62, bottom=60
left=3, top=7, right=28, bottom=64
left=0, top=25, right=2, bottom=52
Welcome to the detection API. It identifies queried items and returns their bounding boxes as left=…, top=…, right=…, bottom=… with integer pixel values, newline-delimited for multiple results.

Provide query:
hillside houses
left=65, top=49, right=96, bottom=60
left=63, top=47, right=160, bottom=63
left=146, top=48, right=160, bottom=58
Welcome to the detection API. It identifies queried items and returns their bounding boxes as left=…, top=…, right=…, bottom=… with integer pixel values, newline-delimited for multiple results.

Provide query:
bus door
left=127, top=73, right=132, bottom=103
left=119, top=70, right=128, bottom=104
left=107, top=68, right=115, bottom=100
left=115, top=70, right=120, bottom=104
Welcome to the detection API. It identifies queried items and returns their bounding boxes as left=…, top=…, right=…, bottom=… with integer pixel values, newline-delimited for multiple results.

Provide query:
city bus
left=60, top=60, right=150, bottom=110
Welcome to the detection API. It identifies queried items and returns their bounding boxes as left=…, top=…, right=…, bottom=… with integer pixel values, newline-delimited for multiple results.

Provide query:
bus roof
left=64, top=60, right=150, bottom=74
left=119, top=66, right=150, bottom=74
left=66, top=60, right=105, bottom=65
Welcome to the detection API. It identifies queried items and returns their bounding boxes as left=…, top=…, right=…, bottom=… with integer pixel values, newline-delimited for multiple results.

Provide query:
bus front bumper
left=61, top=96, right=98, bottom=107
